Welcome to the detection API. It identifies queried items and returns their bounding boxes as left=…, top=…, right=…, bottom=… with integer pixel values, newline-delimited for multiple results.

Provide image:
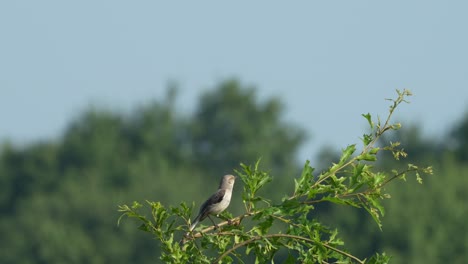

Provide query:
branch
left=213, top=233, right=365, bottom=264
left=180, top=211, right=257, bottom=244
left=378, top=167, right=418, bottom=188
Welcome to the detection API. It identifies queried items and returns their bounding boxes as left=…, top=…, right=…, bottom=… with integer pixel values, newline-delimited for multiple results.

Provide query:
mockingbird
left=189, top=174, right=236, bottom=231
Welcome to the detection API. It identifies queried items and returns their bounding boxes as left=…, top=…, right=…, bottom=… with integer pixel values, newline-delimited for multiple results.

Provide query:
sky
left=1, top=1, right=467, bottom=161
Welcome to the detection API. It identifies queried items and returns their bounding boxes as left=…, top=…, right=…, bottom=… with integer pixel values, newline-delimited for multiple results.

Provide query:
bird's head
left=221, top=174, right=236, bottom=188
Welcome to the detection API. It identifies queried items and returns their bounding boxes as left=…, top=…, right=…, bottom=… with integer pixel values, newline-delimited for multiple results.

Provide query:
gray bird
left=189, top=175, right=236, bottom=231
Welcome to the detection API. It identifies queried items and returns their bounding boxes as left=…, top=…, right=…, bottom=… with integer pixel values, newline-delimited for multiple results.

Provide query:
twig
left=180, top=212, right=256, bottom=244
left=213, top=233, right=365, bottom=264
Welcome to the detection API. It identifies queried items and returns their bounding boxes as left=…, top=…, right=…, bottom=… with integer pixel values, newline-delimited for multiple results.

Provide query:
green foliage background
left=0, top=79, right=467, bottom=263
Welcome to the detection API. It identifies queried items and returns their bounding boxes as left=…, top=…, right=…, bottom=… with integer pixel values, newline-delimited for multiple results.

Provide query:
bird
left=189, top=174, right=236, bottom=232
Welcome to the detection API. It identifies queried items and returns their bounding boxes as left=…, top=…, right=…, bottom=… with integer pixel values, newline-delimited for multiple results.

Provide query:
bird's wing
left=208, top=189, right=226, bottom=205
left=198, top=189, right=226, bottom=220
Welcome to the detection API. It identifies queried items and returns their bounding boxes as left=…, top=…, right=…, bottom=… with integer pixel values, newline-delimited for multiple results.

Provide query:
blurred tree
left=191, top=79, right=306, bottom=189
left=0, top=79, right=306, bottom=263
left=0, top=142, right=59, bottom=214
left=449, top=112, right=468, bottom=162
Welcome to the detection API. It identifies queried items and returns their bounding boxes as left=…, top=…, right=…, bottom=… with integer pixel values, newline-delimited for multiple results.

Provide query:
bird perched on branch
left=189, top=175, right=236, bottom=231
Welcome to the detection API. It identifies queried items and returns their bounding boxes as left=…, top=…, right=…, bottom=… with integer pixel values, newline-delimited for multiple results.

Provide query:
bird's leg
left=207, top=215, right=219, bottom=230
left=216, top=213, right=233, bottom=225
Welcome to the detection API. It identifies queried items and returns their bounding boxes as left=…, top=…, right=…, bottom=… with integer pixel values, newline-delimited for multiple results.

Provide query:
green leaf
left=369, top=147, right=380, bottom=155
left=416, top=171, right=423, bottom=184
left=246, top=244, right=254, bottom=255
left=364, top=206, right=382, bottom=230
left=357, top=153, right=377, bottom=161
left=366, top=195, right=385, bottom=216
left=138, top=223, right=149, bottom=232
left=350, top=163, right=367, bottom=188
left=131, top=200, right=142, bottom=209
left=361, top=133, right=373, bottom=146
left=339, top=144, right=356, bottom=164
left=258, top=216, right=274, bottom=235
left=362, top=113, right=374, bottom=129
left=322, top=196, right=360, bottom=208
left=295, top=160, right=315, bottom=196
left=368, top=252, right=391, bottom=264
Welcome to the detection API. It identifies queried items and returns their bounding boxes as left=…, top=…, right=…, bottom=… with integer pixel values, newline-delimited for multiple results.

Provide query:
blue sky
left=1, top=1, right=467, bottom=161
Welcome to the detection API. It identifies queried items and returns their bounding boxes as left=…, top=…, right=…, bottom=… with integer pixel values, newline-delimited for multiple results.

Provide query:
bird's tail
left=189, top=216, right=200, bottom=232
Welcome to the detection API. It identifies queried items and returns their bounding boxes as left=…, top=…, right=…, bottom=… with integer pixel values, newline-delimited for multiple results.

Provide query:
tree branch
left=180, top=211, right=257, bottom=244
left=213, top=233, right=365, bottom=264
